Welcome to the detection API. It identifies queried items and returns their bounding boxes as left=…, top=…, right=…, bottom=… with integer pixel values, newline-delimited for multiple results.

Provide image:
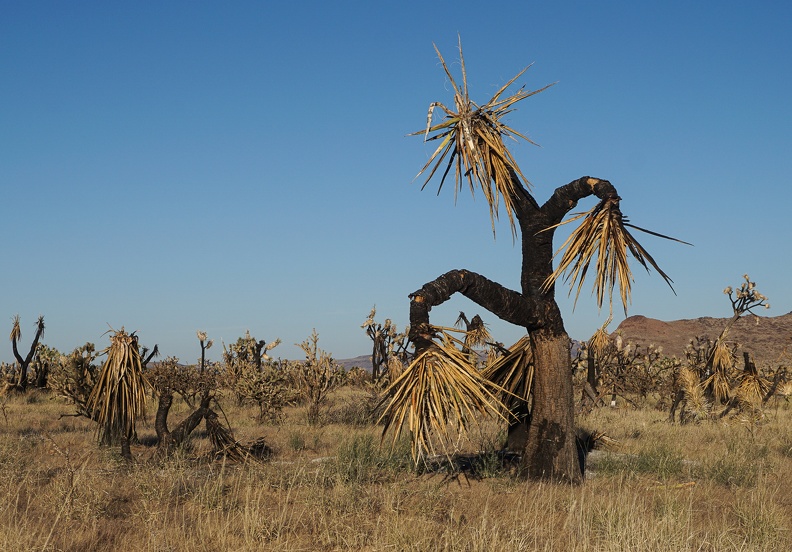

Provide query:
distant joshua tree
left=7, top=315, right=45, bottom=392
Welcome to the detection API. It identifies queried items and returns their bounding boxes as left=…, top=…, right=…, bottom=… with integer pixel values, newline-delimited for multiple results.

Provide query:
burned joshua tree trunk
left=409, top=177, right=623, bottom=483
left=9, top=315, right=45, bottom=392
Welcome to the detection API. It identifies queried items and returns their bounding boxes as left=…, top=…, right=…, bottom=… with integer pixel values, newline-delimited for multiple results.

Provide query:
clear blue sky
left=2, top=1, right=791, bottom=363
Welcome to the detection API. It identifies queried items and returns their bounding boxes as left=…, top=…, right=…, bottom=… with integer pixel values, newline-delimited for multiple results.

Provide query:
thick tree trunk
left=156, top=392, right=212, bottom=456
left=520, top=328, right=581, bottom=483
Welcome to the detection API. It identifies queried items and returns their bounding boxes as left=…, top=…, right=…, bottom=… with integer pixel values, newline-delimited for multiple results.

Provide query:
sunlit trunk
left=520, top=327, right=581, bottom=483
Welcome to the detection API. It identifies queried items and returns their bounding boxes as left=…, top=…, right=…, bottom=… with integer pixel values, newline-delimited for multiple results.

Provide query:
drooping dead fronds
left=412, top=37, right=554, bottom=238
left=678, top=367, right=709, bottom=423
left=588, top=316, right=613, bottom=358
left=205, top=410, right=258, bottom=463
left=463, top=314, right=491, bottom=350
left=86, top=328, right=150, bottom=447
left=543, top=198, right=687, bottom=313
left=377, top=328, right=509, bottom=463
left=9, top=315, right=21, bottom=343
left=703, top=340, right=736, bottom=404
left=480, top=335, right=533, bottom=413
left=734, top=361, right=770, bottom=408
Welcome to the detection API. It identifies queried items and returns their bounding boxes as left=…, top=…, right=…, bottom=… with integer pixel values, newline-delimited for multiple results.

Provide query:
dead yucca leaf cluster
left=479, top=335, right=533, bottom=414
left=678, top=367, right=710, bottom=423
left=86, top=328, right=150, bottom=447
left=412, top=38, right=553, bottom=237
left=703, top=340, right=736, bottom=404
left=544, top=197, right=685, bottom=313
left=378, top=327, right=509, bottom=463
left=205, top=410, right=261, bottom=463
left=588, top=316, right=613, bottom=359
left=455, top=312, right=492, bottom=351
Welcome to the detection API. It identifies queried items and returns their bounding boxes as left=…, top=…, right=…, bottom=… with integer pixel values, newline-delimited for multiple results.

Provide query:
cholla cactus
left=362, top=307, right=410, bottom=384
left=222, top=332, right=293, bottom=422
left=295, top=330, right=343, bottom=425
left=197, top=330, right=214, bottom=374
left=49, top=343, right=99, bottom=418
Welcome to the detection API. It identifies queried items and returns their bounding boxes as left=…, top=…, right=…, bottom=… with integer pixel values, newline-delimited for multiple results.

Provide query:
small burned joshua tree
left=362, top=307, right=410, bottom=384
left=86, top=328, right=150, bottom=460
left=7, top=315, right=45, bottom=392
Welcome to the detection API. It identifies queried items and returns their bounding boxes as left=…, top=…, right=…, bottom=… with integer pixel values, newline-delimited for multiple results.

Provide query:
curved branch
left=539, top=177, right=619, bottom=227
left=408, top=269, right=542, bottom=350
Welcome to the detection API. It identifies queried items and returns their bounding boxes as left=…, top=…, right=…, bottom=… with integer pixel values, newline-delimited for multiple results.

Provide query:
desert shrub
left=48, top=343, right=99, bottom=419
left=345, top=366, right=370, bottom=387
left=361, top=307, right=411, bottom=385
left=146, top=357, right=203, bottom=406
left=293, top=330, right=344, bottom=425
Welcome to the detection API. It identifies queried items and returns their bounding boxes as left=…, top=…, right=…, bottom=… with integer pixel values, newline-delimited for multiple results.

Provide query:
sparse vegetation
left=0, top=386, right=789, bottom=551
left=2, top=38, right=791, bottom=552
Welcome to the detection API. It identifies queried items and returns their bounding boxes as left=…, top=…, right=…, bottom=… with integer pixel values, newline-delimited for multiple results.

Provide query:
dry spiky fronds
left=480, top=335, right=533, bottom=413
left=86, top=328, right=150, bottom=446
left=463, top=314, right=491, bottom=350
left=543, top=198, right=684, bottom=313
left=588, top=316, right=613, bottom=358
left=205, top=410, right=259, bottom=463
left=679, top=367, right=710, bottom=423
left=412, top=37, right=554, bottom=238
left=777, top=381, right=792, bottom=398
left=703, top=340, right=736, bottom=404
left=9, top=315, right=21, bottom=343
left=377, top=329, right=509, bottom=463
left=734, top=368, right=770, bottom=407
left=704, top=368, right=732, bottom=405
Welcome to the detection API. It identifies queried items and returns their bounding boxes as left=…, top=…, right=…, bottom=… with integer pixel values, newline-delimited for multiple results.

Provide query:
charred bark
left=518, top=328, right=581, bottom=482
left=11, top=316, right=45, bottom=392
left=156, top=392, right=213, bottom=456
left=409, top=269, right=542, bottom=351
left=407, top=176, right=618, bottom=483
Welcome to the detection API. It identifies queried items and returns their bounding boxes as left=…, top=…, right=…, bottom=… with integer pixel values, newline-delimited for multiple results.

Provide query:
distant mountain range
left=614, top=312, right=792, bottom=366
left=336, top=312, right=792, bottom=371
left=336, top=355, right=374, bottom=372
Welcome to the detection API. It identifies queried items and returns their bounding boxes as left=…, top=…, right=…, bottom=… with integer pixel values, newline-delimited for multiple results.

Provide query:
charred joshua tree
left=391, top=41, right=681, bottom=483
left=8, top=315, right=45, bottom=392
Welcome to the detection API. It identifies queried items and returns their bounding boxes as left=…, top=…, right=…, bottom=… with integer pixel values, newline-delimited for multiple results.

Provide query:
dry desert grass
left=1, top=388, right=791, bottom=551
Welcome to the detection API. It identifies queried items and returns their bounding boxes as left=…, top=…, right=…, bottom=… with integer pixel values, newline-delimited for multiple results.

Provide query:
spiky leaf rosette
left=86, top=328, right=150, bottom=445
left=377, top=328, right=509, bottom=464
left=412, top=38, right=554, bottom=238
left=480, top=335, right=533, bottom=414
left=543, top=197, right=685, bottom=314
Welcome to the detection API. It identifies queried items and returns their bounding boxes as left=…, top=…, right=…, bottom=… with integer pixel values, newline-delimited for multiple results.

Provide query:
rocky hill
left=614, top=312, right=792, bottom=366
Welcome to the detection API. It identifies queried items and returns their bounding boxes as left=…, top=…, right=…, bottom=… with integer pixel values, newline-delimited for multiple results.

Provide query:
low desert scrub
left=0, top=387, right=790, bottom=551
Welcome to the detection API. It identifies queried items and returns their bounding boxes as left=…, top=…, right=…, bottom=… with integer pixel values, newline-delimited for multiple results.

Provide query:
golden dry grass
left=0, top=388, right=791, bottom=551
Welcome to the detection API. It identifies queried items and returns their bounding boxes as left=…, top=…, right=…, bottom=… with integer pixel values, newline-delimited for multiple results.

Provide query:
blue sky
left=2, top=1, right=791, bottom=363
